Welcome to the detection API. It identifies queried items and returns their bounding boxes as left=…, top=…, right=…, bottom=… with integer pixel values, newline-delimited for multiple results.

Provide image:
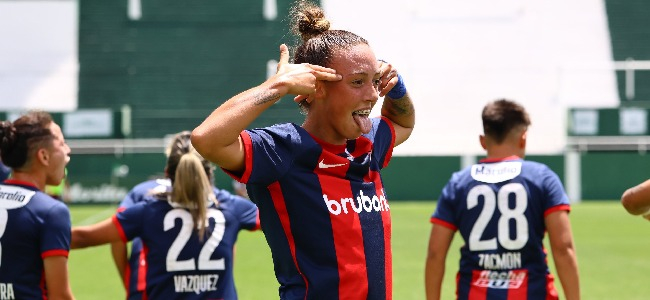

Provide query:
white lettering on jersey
left=478, top=252, right=522, bottom=270
left=471, top=161, right=522, bottom=184
left=173, top=274, right=219, bottom=294
left=473, top=270, right=527, bottom=289
left=0, top=186, right=35, bottom=209
left=0, top=283, right=15, bottom=300
left=323, top=189, right=389, bottom=216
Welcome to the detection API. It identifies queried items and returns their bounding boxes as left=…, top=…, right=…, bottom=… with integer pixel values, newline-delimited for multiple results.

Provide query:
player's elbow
left=70, top=227, right=91, bottom=249
left=190, top=128, right=210, bottom=156
left=621, top=188, right=650, bottom=215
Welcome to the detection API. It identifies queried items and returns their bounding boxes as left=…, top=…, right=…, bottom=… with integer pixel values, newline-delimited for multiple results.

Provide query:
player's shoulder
left=520, top=160, right=557, bottom=177
left=131, top=178, right=170, bottom=193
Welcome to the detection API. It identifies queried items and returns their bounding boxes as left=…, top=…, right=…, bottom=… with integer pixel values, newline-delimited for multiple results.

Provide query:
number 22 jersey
left=113, top=194, right=259, bottom=300
left=431, top=156, right=570, bottom=300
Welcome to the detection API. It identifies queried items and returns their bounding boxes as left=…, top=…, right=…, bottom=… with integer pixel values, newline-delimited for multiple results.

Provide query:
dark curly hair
left=0, top=111, right=54, bottom=170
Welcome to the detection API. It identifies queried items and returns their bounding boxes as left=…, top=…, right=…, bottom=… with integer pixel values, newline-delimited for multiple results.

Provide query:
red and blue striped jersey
left=117, top=178, right=171, bottom=300
left=431, top=157, right=570, bottom=300
left=113, top=190, right=259, bottom=300
left=229, top=118, right=396, bottom=300
left=0, top=179, right=71, bottom=299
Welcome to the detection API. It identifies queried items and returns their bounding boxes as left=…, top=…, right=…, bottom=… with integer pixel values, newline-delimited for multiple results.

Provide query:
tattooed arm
left=377, top=62, right=415, bottom=147
left=192, top=44, right=341, bottom=172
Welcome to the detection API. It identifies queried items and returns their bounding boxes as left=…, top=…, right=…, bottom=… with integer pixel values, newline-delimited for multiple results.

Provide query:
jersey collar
left=3, top=179, right=40, bottom=191
left=479, top=155, right=521, bottom=163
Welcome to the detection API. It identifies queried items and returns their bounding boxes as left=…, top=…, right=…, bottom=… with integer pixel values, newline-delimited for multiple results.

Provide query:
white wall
left=324, top=0, right=619, bottom=155
left=0, top=0, right=78, bottom=112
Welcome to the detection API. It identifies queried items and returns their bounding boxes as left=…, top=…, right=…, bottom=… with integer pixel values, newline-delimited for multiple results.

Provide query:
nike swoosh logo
left=318, top=159, right=347, bottom=169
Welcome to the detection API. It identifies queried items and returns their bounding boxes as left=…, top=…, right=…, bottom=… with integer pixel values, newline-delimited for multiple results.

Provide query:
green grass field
left=68, top=201, right=650, bottom=299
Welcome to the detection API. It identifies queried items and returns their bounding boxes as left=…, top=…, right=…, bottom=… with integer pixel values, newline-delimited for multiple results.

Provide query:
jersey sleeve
left=113, top=203, right=147, bottom=242
left=233, top=196, right=260, bottom=231
left=231, top=125, right=300, bottom=185
left=40, top=202, right=71, bottom=258
left=371, top=117, right=396, bottom=169
left=541, top=167, right=571, bottom=217
left=431, top=174, right=460, bottom=231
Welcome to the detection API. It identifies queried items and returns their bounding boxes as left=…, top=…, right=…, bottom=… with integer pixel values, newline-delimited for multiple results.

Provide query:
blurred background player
left=110, top=131, right=258, bottom=299
left=621, top=179, right=650, bottom=220
left=71, top=131, right=259, bottom=300
left=0, top=111, right=74, bottom=299
left=425, top=99, right=580, bottom=300
left=45, top=168, right=70, bottom=202
left=191, top=1, right=415, bottom=298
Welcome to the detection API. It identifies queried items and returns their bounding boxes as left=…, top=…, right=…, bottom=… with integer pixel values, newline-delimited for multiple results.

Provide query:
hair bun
left=0, top=121, right=16, bottom=149
left=293, top=1, right=330, bottom=41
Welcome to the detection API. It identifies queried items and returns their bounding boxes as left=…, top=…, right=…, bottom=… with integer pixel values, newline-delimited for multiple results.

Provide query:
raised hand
left=378, top=60, right=399, bottom=98
left=272, top=44, right=341, bottom=98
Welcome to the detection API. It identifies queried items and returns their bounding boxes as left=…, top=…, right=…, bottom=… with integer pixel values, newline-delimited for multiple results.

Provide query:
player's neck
left=11, top=172, right=46, bottom=191
left=485, top=145, right=525, bottom=160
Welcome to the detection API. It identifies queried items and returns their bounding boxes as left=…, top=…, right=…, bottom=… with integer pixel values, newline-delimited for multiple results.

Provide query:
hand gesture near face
left=271, top=44, right=341, bottom=98
left=377, top=60, right=400, bottom=97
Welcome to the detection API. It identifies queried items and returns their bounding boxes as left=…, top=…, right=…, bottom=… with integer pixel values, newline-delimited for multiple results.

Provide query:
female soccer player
left=191, top=1, right=416, bottom=299
left=71, top=132, right=259, bottom=300
left=425, top=99, right=580, bottom=300
left=0, top=111, right=74, bottom=299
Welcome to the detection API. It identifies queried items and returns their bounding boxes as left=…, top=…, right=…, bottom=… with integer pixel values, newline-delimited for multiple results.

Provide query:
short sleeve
left=239, top=125, right=301, bottom=185
left=369, top=117, right=396, bottom=169
left=233, top=196, right=259, bottom=231
left=114, top=203, right=147, bottom=242
left=431, top=175, right=460, bottom=231
left=541, top=167, right=571, bottom=216
left=40, top=202, right=71, bottom=258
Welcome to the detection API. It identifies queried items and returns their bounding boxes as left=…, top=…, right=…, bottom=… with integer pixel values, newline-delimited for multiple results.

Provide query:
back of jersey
left=432, top=158, right=570, bottom=300
left=0, top=181, right=71, bottom=299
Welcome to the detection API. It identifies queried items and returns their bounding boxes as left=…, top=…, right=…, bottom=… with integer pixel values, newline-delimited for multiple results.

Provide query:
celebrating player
left=191, top=1, right=415, bottom=298
left=425, top=99, right=580, bottom=300
left=71, top=131, right=259, bottom=300
left=621, top=179, right=650, bottom=220
left=0, top=111, right=74, bottom=299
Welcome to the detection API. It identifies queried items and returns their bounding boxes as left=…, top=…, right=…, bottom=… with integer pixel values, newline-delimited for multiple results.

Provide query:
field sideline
left=68, top=201, right=650, bottom=299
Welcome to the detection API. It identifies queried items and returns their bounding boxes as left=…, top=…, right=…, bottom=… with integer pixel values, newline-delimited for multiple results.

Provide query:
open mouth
left=352, top=109, right=372, bottom=134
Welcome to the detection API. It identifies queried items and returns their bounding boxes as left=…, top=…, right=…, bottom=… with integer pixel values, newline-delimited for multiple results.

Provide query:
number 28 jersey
left=113, top=195, right=259, bottom=300
left=431, top=157, right=570, bottom=300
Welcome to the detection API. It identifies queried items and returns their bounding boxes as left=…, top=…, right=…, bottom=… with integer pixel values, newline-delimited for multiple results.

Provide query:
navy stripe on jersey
left=232, top=119, right=396, bottom=300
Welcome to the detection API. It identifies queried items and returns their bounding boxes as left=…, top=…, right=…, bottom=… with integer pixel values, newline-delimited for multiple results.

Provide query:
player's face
left=311, top=43, right=380, bottom=144
left=44, top=122, right=70, bottom=186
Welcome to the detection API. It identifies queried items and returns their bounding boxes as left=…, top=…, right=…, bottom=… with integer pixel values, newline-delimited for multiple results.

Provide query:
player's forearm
left=553, top=248, right=580, bottom=300
left=424, top=258, right=444, bottom=300
left=381, top=93, right=415, bottom=130
left=110, top=242, right=128, bottom=282
left=192, top=82, right=284, bottom=166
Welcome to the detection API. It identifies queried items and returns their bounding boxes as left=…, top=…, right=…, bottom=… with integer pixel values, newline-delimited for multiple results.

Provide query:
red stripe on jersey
left=112, top=215, right=129, bottom=243
left=251, top=208, right=261, bottom=231
left=368, top=169, right=392, bottom=299
left=430, top=217, right=458, bottom=231
left=239, top=131, right=254, bottom=183
left=138, top=244, right=149, bottom=299
left=319, top=158, right=369, bottom=299
left=40, top=270, right=47, bottom=300
left=41, top=249, right=69, bottom=259
left=268, top=181, right=309, bottom=297
left=507, top=270, right=528, bottom=299
left=456, top=272, right=461, bottom=300
left=379, top=117, right=396, bottom=168
left=544, top=204, right=570, bottom=218
left=545, top=273, right=559, bottom=300
left=124, top=263, right=132, bottom=298
left=468, top=270, right=488, bottom=300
